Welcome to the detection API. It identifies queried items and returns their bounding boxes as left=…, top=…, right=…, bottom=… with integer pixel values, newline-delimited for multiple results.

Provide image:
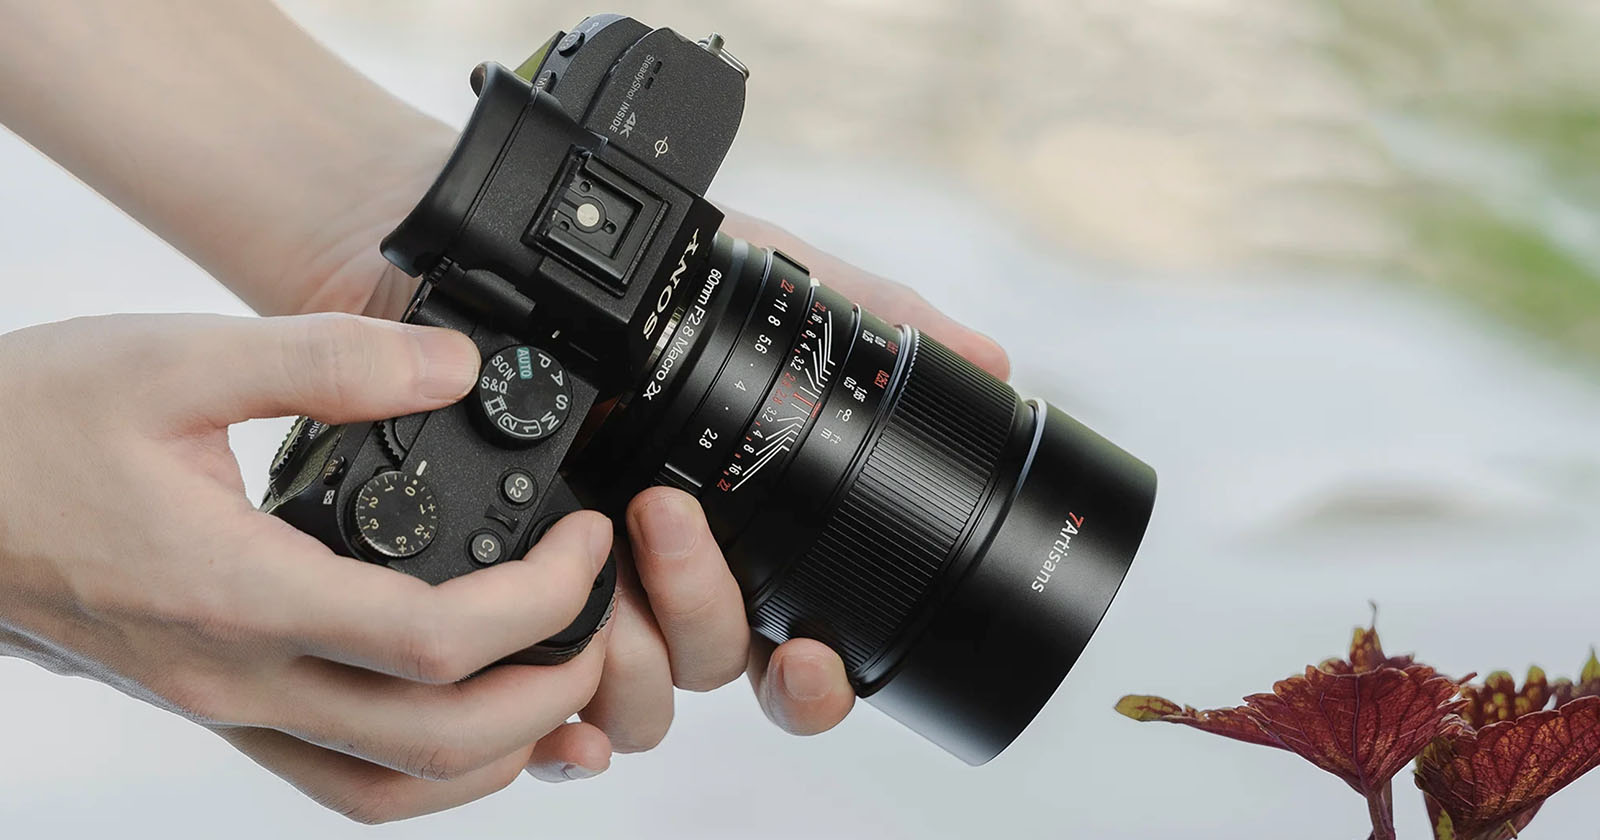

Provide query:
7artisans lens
left=582, top=236, right=1157, bottom=764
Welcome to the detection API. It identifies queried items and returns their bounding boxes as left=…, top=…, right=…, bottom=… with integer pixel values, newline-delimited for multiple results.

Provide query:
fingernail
left=560, top=762, right=600, bottom=781
left=636, top=494, right=699, bottom=558
left=778, top=655, right=832, bottom=703
left=407, top=325, right=479, bottom=402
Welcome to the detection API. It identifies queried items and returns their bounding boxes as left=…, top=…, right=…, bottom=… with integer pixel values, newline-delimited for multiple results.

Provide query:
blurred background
left=4, top=0, right=1600, bottom=837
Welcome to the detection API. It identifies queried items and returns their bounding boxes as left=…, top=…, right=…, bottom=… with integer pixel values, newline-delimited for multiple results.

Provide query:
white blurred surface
left=4, top=4, right=1600, bottom=838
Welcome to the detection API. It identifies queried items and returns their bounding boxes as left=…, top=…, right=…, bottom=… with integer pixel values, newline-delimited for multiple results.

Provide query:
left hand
left=0, top=0, right=1009, bottom=800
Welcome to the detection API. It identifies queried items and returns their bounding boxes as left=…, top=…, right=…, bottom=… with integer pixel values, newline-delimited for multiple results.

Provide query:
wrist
left=0, top=1, right=458, bottom=319
left=270, top=119, right=454, bottom=318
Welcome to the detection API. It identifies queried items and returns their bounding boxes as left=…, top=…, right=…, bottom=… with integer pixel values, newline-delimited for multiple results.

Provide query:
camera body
left=266, top=12, right=1156, bottom=764
left=263, top=14, right=750, bottom=662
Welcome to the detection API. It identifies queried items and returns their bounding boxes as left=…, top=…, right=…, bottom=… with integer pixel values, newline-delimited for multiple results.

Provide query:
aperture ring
left=749, top=332, right=1018, bottom=682
left=655, top=250, right=811, bottom=496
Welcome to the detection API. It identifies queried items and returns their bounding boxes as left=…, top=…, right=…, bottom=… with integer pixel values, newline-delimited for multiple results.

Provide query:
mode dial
left=352, top=471, right=440, bottom=559
left=475, top=345, right=572, bottom=446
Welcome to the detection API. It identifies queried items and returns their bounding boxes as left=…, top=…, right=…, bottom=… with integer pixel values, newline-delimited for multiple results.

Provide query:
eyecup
left=381, top=63, right=531, bottom=277
left=865, top=401, right=1155, bottom=765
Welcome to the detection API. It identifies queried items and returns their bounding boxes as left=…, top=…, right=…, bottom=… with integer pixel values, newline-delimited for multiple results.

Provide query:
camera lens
left=368, top=51, right=1155, bottom=763
left=581, top=235, right=1156, bottom=764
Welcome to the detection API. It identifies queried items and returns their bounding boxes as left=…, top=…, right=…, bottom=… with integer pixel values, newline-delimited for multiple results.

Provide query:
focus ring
left=750, top=332, right=1017, bottom=680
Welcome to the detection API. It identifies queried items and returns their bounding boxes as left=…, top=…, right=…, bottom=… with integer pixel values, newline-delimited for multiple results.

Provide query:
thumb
left=183, top=313, right=479, bottom=426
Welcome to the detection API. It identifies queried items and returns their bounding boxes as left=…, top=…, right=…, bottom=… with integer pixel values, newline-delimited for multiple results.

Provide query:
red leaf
left=1552, top=649, right=1600, bottom=708
left=1325, top=620, right=1416, bottom=675
left=1245, top=664, right=1466, bottom=794
left=1415, top=695, right=1600, bottom=840
left=1118, top=619, right=1465, bottom=840
left=1114, top=695, right=1284, bottom=750
left=1458, top=667, right=1552, bottom=729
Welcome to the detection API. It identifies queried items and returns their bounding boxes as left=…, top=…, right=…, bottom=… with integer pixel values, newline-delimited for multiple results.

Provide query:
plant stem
left=1366, top=781, right=1397, bottom=840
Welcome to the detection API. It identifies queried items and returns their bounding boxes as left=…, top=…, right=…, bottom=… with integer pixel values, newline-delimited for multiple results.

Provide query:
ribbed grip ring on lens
left=750, top=333, right=1018, bottom=679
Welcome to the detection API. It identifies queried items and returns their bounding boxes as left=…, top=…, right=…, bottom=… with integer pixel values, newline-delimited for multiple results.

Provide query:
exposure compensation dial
left=352, top=471, right=440, bottom=559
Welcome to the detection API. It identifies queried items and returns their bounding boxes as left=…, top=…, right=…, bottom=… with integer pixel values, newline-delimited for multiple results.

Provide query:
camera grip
left=503, top=476, right=617, bottom=666
left=263, top=286, right=617, bottom=668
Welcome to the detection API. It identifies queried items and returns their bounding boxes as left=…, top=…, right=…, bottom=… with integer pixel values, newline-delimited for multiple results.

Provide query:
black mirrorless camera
left=263, top=13, right=1157, bottom=764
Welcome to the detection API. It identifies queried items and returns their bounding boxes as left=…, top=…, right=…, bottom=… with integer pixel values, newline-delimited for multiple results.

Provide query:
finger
left=626, top=487, right=749, bottom=691
left=164, top=312, right=480, bottom=427
left=747, top=636, right=855, bottom=736
left=263, top=637, right=606, bottom=781
left=821, top=266, right=1011, bottom=380
left=578, top=569, right=675, bottom=753
left=525, top=722, right=613, bottom=783
left=241, top=510, right=611, bottom=684
left=720, top=211, right=1010, bottom=379
left=216, top=726, right=531, bottom=824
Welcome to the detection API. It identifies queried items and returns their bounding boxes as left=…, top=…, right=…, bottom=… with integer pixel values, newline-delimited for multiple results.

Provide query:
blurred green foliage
left=1327, top=0, right=1600, bottom=360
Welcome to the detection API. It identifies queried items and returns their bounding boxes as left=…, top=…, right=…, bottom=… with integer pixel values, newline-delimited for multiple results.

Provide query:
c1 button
left=468, top=530, right=505, bottom=565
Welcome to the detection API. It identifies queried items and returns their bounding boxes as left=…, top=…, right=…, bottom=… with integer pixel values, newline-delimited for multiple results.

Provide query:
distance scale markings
left=763, top=307, right=903, bottom=516
left=711, top=306, right=904, bottom=592
left=658, top=253, right=810, bottom=490
left=714, top=285, right=850, bottom=495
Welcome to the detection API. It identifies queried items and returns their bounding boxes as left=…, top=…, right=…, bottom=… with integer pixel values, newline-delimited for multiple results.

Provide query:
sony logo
left=642, top=228, right=700, bottom=339
left=1032, top=512, right=1085, bottom=594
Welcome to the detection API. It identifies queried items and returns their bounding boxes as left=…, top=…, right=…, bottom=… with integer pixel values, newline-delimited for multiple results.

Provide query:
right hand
left=0, top=312, right=613, bottom=822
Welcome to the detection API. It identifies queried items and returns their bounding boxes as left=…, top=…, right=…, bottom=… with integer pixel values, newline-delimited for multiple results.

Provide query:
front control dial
left=352, top=471, right=440, bottom=559
left=476, top=345, right=572, bottom=446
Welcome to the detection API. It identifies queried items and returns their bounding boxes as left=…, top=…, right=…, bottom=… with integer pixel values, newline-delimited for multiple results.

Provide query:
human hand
left=550, top=212, right=1014, bottom=755
left=0, top=0, right=1020, bottom=795
left=281, top=191, right=1013, bottom=753
left=0, top=313, right=616, bottom=822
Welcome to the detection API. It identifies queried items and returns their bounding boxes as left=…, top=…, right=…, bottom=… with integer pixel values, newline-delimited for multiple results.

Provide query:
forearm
left=0, top=0, right=453, bottom=315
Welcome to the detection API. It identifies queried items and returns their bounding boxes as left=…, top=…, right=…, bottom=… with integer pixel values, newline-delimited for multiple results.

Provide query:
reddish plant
left=1117, top=620, right=1600, bottom=839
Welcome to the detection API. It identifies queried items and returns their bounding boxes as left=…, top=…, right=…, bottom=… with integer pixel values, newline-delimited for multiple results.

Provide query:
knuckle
left=326, top=782, right=407, bottom=825
left=628, top=485, right=685, bottom=518
left=547, top=644, right=607, bottom=711
left=404, top=739, right=479, bottom=782
left=111, top=329, right=186, bottom=395
left=146, top=580, right=254, bottom=644
left=65, top=571, right=135, bottom=623
left=74, top=576, right=250, bottom=647
left=654, top=582, right=722, bottom=630
left=484, top=759, right=525, bottom=796
left=603, top=624, right=662, bottom=678
left=169, top=589, right=244, bottom=641
left=892, top=278, right=923, bottom=301
left=576, top=645, right=609, bottom=696
left=675, top=657, right=746, bottom=694
left=402, top=616, right=472, bottom=684
left=339, top=804, right=396, bottom=826
left=158, top=672, right=238, bottom=725
left=614, top=714, right=671, bottom=753
left=287, top=314, right=378, bottom=407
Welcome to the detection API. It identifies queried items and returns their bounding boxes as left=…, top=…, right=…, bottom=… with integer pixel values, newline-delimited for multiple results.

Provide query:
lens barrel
left=863, top=400, right=1156, bottom=764
left=582, top=236, right=1156, bottom=764
left=377, top=50, right=1156, bottom=766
